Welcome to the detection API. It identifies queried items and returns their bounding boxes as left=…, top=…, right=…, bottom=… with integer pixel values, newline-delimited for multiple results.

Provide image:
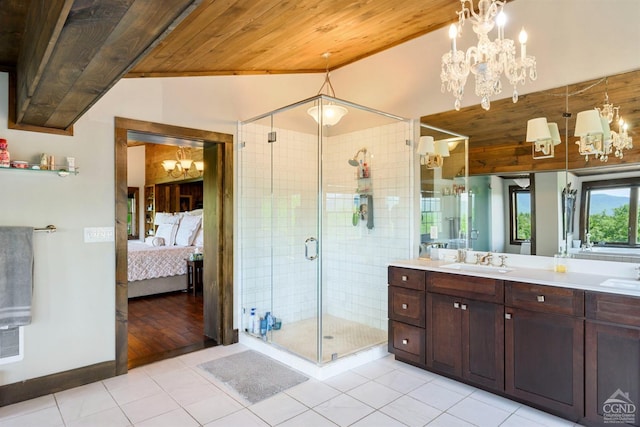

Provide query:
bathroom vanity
left=388, top=258, right=640, bottom=426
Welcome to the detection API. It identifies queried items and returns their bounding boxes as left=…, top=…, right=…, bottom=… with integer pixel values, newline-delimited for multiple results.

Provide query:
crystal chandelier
left=441, top=0, right=537, bottom=111
left=595, top=79, right=633, bottom=160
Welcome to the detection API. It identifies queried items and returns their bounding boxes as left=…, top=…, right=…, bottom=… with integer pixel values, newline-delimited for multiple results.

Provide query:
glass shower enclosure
left=239, top=95, right=414, bottom=365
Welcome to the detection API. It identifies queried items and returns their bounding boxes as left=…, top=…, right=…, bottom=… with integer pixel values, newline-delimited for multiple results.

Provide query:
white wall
left=0, top=0, right=639, bottom=386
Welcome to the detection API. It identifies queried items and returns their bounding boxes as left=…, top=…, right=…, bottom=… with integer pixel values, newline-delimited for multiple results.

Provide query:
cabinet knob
left=402, top=339, right=408, bottom=345
left=537, top=295, right=545, bottom=303
left=453, top=302, right=460, bottom=309
left=401, top=275, right=408, bottom=281
left=401, top=303, right=408, bottom=310
left=461, top=304, right=467, bottom=310
left=505, top=313, right=512, bottom=320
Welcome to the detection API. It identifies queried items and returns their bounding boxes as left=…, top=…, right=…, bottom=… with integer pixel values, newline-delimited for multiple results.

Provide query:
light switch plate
left=84, top=227, right=114, bottom=243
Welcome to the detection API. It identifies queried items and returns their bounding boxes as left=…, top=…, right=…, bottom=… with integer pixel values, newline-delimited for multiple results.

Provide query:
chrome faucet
left=457, top=249, right=467, bottom=263
left=479, top=252, right=493, bottom=265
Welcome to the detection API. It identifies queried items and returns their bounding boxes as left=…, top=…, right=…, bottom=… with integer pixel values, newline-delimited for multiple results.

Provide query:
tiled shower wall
left=239, top=120, right=413, bottom=336
left=322, top=122, right=413, bottom=330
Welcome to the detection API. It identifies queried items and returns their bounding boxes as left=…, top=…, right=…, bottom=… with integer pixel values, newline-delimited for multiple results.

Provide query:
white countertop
left=389, top=257, right=640, bottom=298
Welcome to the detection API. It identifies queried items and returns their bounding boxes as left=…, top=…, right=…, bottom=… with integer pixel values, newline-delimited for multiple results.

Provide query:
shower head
left=348, top=147, right=367, bottom=166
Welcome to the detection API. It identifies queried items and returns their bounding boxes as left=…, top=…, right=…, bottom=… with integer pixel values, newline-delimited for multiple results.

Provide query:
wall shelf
left=0, top=165, right=78, bottom=177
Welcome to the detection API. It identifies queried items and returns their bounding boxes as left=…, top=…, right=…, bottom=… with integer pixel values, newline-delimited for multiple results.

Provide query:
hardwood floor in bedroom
left=127, top=291, right=217, bottom=369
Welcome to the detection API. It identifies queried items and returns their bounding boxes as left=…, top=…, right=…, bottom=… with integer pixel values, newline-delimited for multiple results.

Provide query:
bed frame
left=128, top=275, right=187, bottom=298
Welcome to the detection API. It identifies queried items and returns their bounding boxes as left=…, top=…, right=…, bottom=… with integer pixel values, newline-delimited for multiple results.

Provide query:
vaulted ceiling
left=0, top=0, right=461, bottom=133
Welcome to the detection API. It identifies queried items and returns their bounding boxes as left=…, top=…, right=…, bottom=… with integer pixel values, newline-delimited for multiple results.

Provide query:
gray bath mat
left=198, top=350, right=309, bottom=403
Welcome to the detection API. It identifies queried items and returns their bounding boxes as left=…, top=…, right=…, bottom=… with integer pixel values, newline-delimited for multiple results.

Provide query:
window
left=509, top=186, right=532, bottom=244
left=581, top=178, right=639, bottom=246
left=420, top=194, right=441, bottom=238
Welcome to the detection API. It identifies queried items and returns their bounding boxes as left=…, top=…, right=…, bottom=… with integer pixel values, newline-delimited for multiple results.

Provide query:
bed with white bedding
left=128, top=211, right=203, bottom=298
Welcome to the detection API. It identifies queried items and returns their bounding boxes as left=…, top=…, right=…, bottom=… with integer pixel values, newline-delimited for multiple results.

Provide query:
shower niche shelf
left=356, top=177, right=372, bottom=194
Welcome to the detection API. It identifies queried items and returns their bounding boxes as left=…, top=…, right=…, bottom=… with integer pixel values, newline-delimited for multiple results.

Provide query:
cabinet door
left=463, top=300, right=504, bottom=391
left=585, top=321, right=640, bottom=426
left=389, top=320, right=425, bottom=366
left=505, top=307, right=584, bottom=421
left=427, top=293, right=462, bottom=376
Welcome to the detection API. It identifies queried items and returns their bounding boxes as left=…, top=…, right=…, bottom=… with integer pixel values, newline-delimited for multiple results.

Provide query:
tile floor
left=0, top=344, right=584, bottom=427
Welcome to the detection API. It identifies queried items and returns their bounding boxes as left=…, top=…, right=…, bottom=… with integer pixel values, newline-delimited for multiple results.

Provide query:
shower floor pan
left=270, top=314, right=387, bottom=363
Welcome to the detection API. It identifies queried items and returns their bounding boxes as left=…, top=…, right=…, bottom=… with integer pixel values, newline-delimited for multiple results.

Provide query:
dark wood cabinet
left=427, top=274, right=504, bottom=391
left=585, top=292, right=640, bottom=427
left=388, top=266, right=640, bottom=426
left=388, top=267, right=426, bottom=366
left=505, top=282, right=584, bottom=421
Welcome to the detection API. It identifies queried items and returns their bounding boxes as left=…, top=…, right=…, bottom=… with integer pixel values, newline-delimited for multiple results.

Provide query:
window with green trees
left=509, top=186, right=531, bottom=244
left=582, top=178, right=639, bottom=246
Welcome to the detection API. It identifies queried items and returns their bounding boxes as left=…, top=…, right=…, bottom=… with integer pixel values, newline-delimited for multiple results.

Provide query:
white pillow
left=193, top=227, right=204, bottom=246
left=144, top=236, right=165, bottom=246
left=155, top=223, right=178, bottom=246
left=175, top=215, right=202, bottom=246
left=155, top=212, right=181, bottom=225
left=187, top=209, right=203, bottom=216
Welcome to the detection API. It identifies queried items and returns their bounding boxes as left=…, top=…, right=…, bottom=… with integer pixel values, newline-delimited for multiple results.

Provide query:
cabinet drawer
left=505, top=282, right=584, bottom=316
left=586, top=292, right=640, bottom=327
left=389, top=320, right=425, bottom=365
left=389, top=287, right=425, bottom=327
left=388, top=267, right=426, bottom=291
left=428, top=272, right=503, bottom=303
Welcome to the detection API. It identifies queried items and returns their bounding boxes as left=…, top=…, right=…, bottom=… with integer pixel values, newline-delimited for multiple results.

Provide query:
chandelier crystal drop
left=441, top=0, right=537, bottom=111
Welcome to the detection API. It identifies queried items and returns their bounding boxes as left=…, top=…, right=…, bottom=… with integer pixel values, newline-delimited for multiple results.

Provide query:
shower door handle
left=305, top=237, right=318, bottom=260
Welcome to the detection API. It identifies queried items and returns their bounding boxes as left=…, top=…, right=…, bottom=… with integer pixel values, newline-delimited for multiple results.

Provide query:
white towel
left=0, top=227, right=33, bottom=327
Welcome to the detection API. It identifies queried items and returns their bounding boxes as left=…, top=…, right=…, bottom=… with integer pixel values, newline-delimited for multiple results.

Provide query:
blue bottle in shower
left=260, top=317, right=267, bottom=338
left=265, top=312, right=274, bottom=331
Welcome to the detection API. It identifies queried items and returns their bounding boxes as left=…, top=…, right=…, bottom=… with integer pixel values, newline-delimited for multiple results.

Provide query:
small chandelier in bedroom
left=161, top=147, right=204, bottom=179
left=440, top=0, right=537, bottom=111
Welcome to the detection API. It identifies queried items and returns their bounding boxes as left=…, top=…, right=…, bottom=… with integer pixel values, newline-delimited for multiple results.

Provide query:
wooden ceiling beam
left=15, top=0, right=73, bottom=125
left=12, top=0, right=201, bottom=132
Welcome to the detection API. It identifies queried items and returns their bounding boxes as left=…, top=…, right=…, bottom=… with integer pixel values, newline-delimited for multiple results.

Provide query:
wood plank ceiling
left=0, top=0, right=460, bottom=133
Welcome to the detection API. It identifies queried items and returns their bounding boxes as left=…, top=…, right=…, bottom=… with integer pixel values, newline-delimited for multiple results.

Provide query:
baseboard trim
left=0, top=361, right=116, bottom=407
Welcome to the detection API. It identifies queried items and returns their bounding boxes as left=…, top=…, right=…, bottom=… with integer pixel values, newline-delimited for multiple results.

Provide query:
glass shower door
left=263, top=107, right=322, bottom=363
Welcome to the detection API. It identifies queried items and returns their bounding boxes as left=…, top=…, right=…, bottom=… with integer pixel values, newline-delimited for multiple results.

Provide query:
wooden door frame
left=114, top=117, right=235, bottom=375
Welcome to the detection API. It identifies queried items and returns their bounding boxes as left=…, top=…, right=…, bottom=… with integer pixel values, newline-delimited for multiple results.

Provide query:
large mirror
left=420, top=69, right=640, bottom=262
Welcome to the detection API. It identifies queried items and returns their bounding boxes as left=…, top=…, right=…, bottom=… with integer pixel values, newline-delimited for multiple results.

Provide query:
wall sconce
left=161, top=148, right=203, bottom=178
left=417, top=136, right=450, bottom=168
left=574, top=109, right=606, bottom=161
left=527, top=117, right=561, bottom=159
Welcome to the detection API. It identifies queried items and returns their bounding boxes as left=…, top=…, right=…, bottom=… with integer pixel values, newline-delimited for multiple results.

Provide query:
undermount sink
left=441, top=263, right=514, bottom=274
left=599, top=278, right=640, bottom=291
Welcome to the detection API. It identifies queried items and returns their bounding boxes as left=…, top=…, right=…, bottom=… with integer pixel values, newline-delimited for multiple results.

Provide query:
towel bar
left=34, top=225, right=56, bottom=233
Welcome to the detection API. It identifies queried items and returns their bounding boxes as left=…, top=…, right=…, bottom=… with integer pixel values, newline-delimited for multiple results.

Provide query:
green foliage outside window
left=588, top=204, right=630, bottom=243
left=517, top=212, right=531, bottom=240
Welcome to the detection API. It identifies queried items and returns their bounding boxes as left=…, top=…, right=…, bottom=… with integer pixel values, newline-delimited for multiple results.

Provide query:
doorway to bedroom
left=126, top=140, right=208, bottom=368
left=114, top=118, right=235, bottom=375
